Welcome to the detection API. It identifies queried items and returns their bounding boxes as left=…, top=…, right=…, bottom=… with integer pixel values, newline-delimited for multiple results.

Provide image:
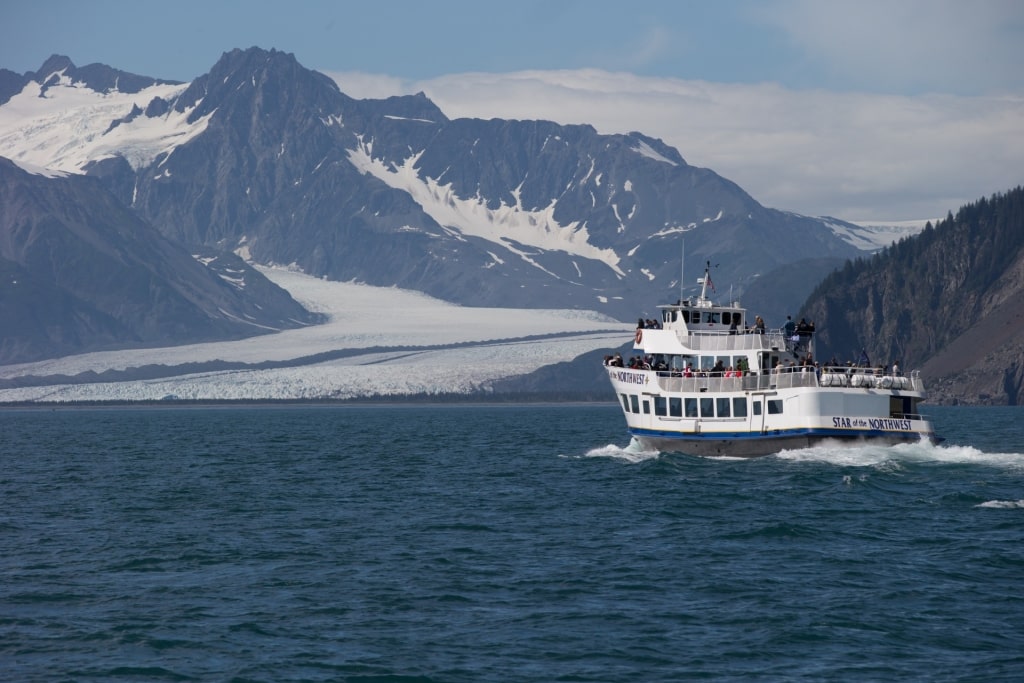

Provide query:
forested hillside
left=800, top=186, right=1024, bottom=405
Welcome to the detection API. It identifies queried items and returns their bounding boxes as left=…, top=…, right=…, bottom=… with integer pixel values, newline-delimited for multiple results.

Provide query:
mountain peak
left=210, top=46, right=305, bottom=80
left=25, top=53, right=181, bottom=95
left=33, top=54, right=74, bottom=79
left=175, top=45, right=342, bottom=117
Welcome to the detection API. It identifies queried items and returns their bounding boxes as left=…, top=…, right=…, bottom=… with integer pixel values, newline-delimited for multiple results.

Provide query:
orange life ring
left=635, top=329, right=643, bottom=344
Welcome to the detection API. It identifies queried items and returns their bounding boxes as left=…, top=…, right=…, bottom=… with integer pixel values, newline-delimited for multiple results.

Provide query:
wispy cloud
left=751, top=0, right=1024, bottom=95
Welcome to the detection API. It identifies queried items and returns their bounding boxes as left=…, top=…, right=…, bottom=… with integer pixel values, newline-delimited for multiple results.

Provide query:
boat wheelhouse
left=606, top=263, right=939, bottom=457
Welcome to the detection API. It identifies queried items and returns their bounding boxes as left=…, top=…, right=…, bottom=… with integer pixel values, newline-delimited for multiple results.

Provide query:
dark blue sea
left=2, top=404, right=1023, bottom=682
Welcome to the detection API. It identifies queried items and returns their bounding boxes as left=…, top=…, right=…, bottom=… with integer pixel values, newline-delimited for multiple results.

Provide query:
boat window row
left=664, top=310, right=743, bottom=326
left=620, top=394, right=785, bottom=419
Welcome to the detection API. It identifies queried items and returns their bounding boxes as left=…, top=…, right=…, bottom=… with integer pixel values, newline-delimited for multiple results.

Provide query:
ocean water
left=2, top=404, right=1023, bottom=682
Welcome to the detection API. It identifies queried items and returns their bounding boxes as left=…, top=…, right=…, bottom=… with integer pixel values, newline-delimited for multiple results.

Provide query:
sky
left=2, top=0, right=1023, bottom=221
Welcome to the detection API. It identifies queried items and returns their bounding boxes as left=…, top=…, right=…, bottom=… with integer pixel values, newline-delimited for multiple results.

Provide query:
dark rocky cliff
left=0, top=158, right=318, bottom=364
left=800, top=187, right=1024, bottom=405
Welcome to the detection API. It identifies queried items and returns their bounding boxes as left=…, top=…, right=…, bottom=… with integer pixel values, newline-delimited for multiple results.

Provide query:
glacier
left=0, top=266, right=634, bottom=402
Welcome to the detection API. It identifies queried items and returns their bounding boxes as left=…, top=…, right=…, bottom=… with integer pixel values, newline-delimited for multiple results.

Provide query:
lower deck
left=608, top=366, right=938, bottom=457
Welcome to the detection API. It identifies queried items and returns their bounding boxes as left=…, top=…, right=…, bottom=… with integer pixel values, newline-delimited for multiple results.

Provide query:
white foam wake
left=582, top=438, right=661, bottom=463
left=975, top=499, right=1024, bottom=509
left=775, top=439, right=1024, bottom=469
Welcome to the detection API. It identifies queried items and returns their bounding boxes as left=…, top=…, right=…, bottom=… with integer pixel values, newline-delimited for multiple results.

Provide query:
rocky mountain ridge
left=2, top=49, right=864, bottom=326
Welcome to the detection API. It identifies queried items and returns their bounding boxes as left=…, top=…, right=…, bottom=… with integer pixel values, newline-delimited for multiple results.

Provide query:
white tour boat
left=606, top=262, right=941, bottom=457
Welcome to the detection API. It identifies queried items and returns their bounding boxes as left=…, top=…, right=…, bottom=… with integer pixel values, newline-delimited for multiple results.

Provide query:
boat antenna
left=680, top=238, right=685, bottom=303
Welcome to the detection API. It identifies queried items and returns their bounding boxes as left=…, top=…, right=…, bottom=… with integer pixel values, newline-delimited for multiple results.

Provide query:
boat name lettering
left=832, top=416, right=913, bottom=430
left=612, top=371, right=647, bottom=385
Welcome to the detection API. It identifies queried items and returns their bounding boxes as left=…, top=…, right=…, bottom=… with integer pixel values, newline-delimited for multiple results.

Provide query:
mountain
left=799, top=187, right=1024, bottom=405
left=0, top=54, right=181, bottom=107
left=1, top=48, right=865, bottom=329
left=0, top=158, right=319, bottom=364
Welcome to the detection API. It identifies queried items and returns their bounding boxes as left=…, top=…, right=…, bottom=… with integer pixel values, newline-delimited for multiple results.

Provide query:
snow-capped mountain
left=1, top=48, right=864, bottom=327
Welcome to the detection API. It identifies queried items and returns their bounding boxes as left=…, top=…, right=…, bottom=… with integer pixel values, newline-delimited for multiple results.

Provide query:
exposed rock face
left=0, top=158, right=318, bottom=364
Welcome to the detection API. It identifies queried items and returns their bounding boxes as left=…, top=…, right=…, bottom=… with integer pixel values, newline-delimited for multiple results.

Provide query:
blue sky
left=3, top=0, right=1023, bottom=220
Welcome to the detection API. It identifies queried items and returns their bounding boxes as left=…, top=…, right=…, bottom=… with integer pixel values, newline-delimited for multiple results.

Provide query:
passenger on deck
left=796, top=318, right=812, bottom=350
left=755, top=316, right=766, bottom=334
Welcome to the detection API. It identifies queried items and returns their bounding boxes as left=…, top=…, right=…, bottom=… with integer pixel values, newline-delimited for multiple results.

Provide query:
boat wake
left=582, top=438, right=661, bottom=463
left=580, top=437, right=1024, bottom=472
left=774, top=438, right=1024, bottom=470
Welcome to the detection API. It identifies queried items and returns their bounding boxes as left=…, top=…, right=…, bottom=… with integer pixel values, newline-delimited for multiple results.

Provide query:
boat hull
left=631, top=428, right=942, bottom=458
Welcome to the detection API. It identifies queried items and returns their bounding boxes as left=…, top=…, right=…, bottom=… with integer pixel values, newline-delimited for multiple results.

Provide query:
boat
left=605, top=261, right=941, bottom=457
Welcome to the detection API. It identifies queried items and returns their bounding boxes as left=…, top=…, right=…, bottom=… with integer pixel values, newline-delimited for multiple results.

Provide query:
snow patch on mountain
left=821, top=217, right=934, bottom=251
left=632, top=140, right=677, bottom=165
left=0, top=77, right=208, bottom=172
left=347, top=139, right=625, bottom=276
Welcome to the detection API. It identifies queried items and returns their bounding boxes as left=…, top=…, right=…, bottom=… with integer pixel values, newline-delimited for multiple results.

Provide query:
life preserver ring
left=635, top=329, right=643, bottom=344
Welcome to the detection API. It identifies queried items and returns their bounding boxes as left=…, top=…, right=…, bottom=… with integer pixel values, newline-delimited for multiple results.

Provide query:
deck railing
left=682, top=329, right=789, bottom=352
left=651, top=367, right=925, bottom=393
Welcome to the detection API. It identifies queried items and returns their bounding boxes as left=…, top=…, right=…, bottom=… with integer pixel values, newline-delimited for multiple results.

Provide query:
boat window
left=654, top=396, right=667, bottom=416
left=700, top=397, right=714, bottom=417
left=733, top=397, right=748, bottom=418
left=620, top=394, right=631, bottom=413
left=630, top=395, right=640, bottom=414
left=723, top=311, right=741, bottom=327
left=753, top=402, right=762, bottom=416
left=767, top=399, right=783, bottom=414
left=681, top=310, right=690, bottom=323
left=642, top=400, right=650, bottom=415
left=671, top=397, right=684, bottom=417
left=716, top=397, right=731, bottom=417
left=704, top=312, right=720, bottom=324
left=683, top=398, right=696, bottom=417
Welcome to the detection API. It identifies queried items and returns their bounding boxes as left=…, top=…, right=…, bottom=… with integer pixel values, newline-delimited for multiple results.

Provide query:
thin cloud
left=751, top=0, right=1024, bottom=94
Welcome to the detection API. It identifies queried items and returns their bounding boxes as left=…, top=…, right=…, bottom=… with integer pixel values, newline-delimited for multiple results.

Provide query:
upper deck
left=632, top=261, right=816, bottom=371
